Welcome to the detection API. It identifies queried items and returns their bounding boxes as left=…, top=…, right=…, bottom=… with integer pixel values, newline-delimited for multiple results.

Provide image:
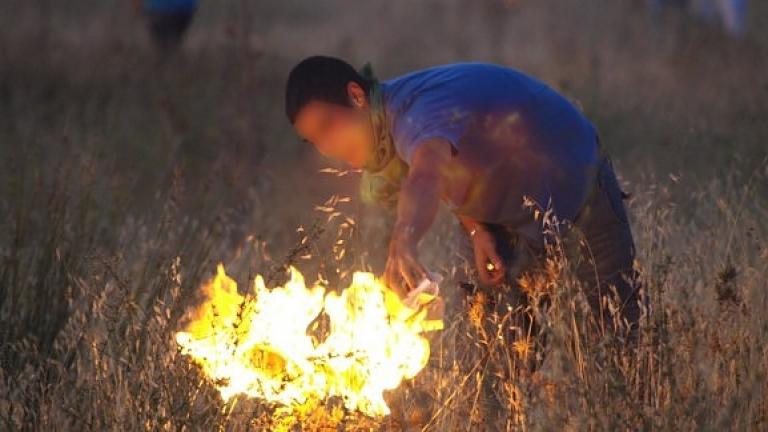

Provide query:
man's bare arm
left=391, top=139, right=453, bottom=247
left=384, top=138, right=453, bottom=293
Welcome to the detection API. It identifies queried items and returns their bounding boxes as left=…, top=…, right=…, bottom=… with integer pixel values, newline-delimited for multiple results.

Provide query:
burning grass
left=174, top=264, right=441, bottom=418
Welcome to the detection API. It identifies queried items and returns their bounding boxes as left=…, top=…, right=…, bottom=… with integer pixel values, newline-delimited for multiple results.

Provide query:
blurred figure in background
left=646, top=0, right=688, bottom=21
left=691, top=0, right=747, bottom=37
left=137, top=0, right=199, bottom=52
left=646, top=0, right=747, bottom=37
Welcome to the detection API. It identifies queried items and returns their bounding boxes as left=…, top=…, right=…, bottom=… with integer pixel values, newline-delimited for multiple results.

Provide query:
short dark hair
left=285, top=56, right=371, bottom=124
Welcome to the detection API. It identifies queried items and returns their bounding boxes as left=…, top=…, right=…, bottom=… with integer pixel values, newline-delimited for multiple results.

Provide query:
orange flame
left=175, top=265, right=442, bottom=417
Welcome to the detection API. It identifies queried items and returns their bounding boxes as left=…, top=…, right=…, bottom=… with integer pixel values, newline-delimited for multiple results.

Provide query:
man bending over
left=285, top=56, right=640, bottom=329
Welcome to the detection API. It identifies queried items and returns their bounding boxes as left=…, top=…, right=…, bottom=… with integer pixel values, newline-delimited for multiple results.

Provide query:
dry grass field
left=1, top=0, right=767, bottom=430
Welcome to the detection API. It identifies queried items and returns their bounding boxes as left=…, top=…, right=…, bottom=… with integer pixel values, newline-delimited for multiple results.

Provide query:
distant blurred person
left=646, top=0, right=747, bottom=37
left=691, top=0, right=747, bottom=37
left=646, top=0, right=688, bottom=21
left=137, top=0, right=198, bottom=52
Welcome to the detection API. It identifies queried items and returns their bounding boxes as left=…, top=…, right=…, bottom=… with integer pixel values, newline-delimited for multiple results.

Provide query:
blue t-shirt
left=381, top=63, right=599, bottom=242
left=145, top=0, right=198, bottom=13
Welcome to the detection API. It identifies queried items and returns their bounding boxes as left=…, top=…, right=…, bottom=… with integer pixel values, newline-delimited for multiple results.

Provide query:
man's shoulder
left=383, top=62, right=545, bottom=105
left=385, top=62, right=518, bottom=85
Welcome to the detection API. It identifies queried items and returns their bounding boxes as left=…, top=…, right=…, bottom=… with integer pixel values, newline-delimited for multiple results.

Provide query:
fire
left=175, top=264, right=443, bottom=417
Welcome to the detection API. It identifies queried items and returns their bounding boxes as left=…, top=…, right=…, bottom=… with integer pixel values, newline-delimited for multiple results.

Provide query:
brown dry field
left=1, top=0, right=767, bottom=430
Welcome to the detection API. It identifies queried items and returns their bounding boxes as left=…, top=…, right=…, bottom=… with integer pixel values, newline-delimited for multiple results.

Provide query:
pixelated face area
left=293, top=98, right=373, bottom=169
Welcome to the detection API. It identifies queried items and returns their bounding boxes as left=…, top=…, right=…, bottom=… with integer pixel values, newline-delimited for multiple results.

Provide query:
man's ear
left=347, top=82, right=368, bottom=108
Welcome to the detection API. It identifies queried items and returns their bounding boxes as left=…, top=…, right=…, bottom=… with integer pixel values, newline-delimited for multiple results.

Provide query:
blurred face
left=293, top=82, right=373, bottom=169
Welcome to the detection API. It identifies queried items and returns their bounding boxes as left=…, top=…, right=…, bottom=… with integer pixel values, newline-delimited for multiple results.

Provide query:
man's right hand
left=471, top=227, right=505, bottom=285
left=384, top=231, right=427, bottom=299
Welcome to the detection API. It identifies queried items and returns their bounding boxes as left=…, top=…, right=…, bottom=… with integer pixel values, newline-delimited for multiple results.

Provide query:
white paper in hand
left=404, top=273, right=442, bottom=310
